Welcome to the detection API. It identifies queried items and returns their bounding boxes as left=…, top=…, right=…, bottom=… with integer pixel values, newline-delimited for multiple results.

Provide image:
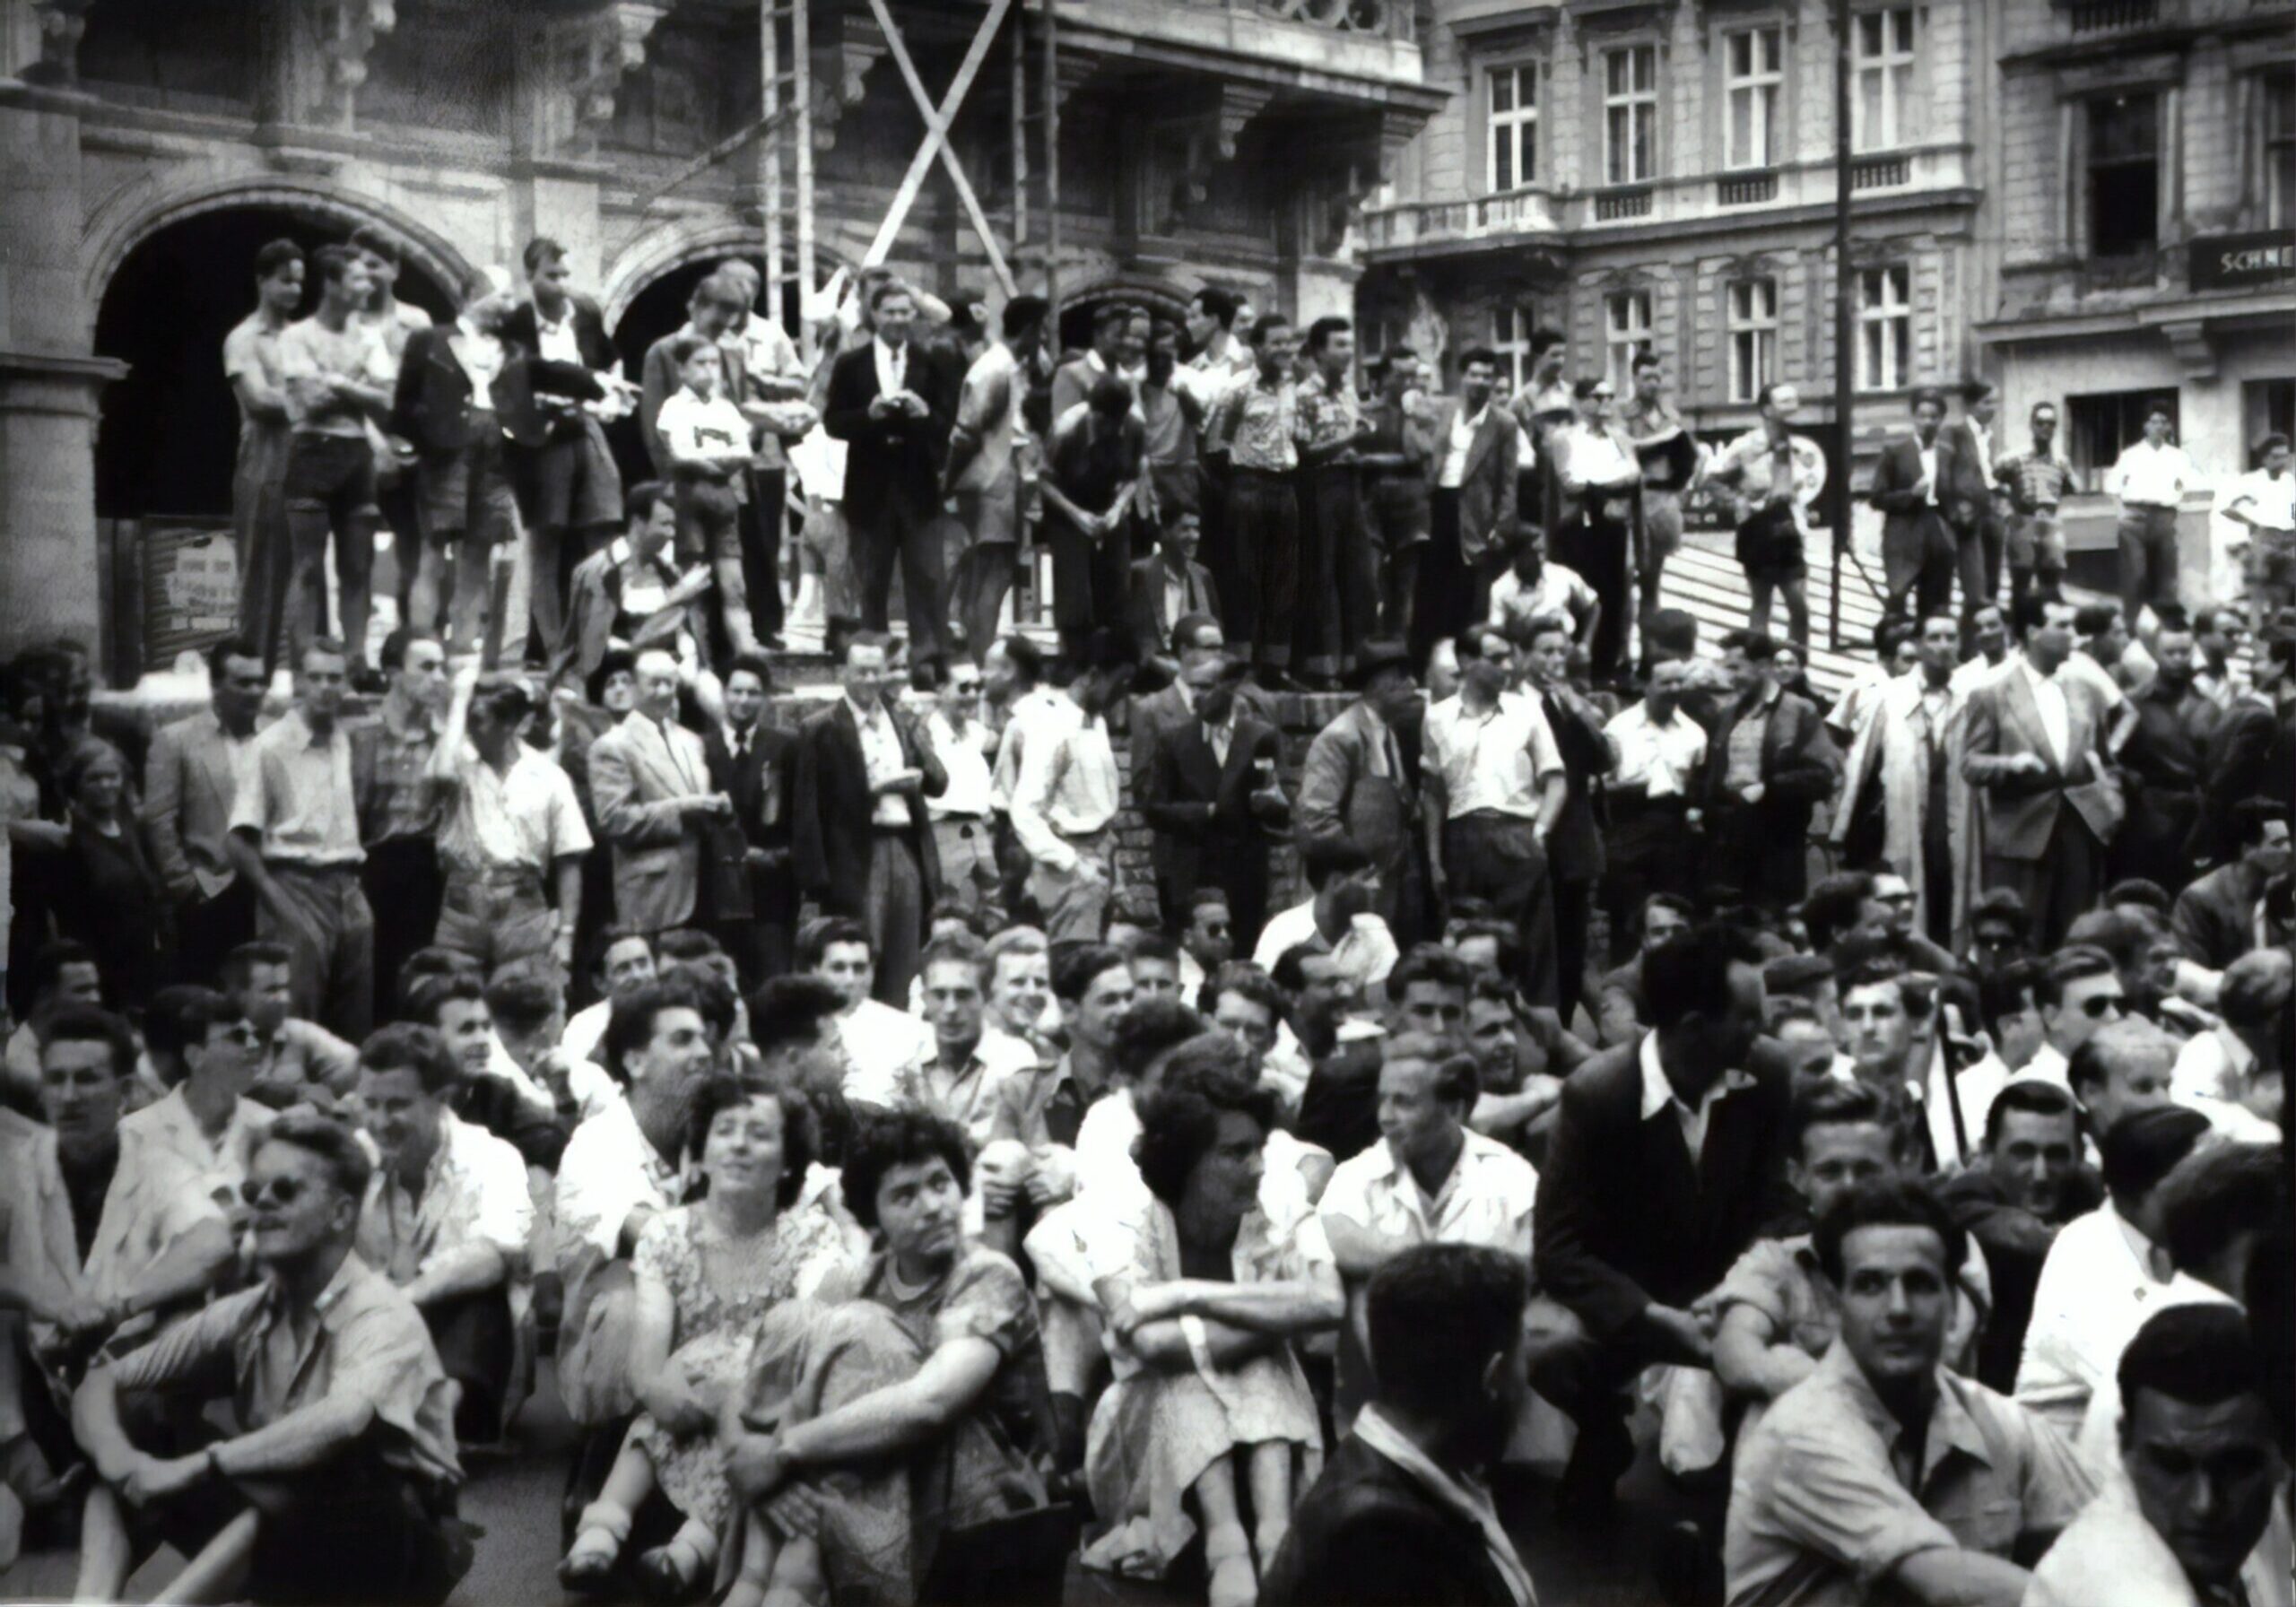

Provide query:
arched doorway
left=1056, top=281, right=1192, bottom=358
left=92, top=206, right=457, bottom=522
left=604, top=252, right=806, bottom=488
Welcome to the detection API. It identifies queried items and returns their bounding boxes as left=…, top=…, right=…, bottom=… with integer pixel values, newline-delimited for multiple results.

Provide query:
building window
left=1851, top=8, right=1915, bottom=153
left=1604, top=45, right=1658, bottom=186
left=1856, top=265, right=1910, bottom=393
left=2085, top=92, right=2159, bottom=256
left=2243, top=379, right=2293, bottom=462
left=1724, top=28, right=1783, bottom=170
left=1488, top=65, right=1538, bottom=192
left=2068, top=390, right=2180, bottom=493
left=1494, top=304, right=1543, bottom=391
left=2263, top=68, right=2294, bottom=229
left=1726, top=279, right=1779, bottom=404
left=1605, top=290, right=1654, bottom=390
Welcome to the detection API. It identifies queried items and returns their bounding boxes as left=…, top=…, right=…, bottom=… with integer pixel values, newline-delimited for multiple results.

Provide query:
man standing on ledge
left=1204, top=315, right=1306, bottom=689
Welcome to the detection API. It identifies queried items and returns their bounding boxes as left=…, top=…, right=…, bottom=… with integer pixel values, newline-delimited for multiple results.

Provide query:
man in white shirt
left=1485, top=527, right=1598, bottom=647
left=352, top=1021, right=535, bottom=1443
left=120, top=988, right=274, bottom=1206
left=1319, top=1032, right=1537, bottom=1425
left=1255, top=836, right=1402, bottom=1000
left=1422, top=628, right=1567, bottom=1007
left=2017, top=1097, right=2214, bottom=1438
left=880, top=934, right=1035, bottom=1145
left=944, top=295, right=1049, bottom=662
left=1600, top=658, right=1707, bottom=946
left=804, top=916, right=934, bottom=1104
left=561, top=930, right=656, bottom=1070
left=918, top=659, right=999, bottom=918
left=2106, top=404, right=2197, bottom=627
left=1552, top=377, right=1643, bottom=682
left=1008, top=637, right=1130, bottom=943
left=2222, top=431, right=2296, bottom=633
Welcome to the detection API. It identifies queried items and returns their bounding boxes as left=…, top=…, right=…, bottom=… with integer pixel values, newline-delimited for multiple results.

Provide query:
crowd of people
left=0, top=223, right=2291, bottom=1607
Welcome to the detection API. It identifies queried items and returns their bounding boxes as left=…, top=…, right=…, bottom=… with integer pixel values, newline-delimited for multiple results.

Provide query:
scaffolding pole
left=761, top=1, right=783, bottom=327
left=1042, top=0, right=1059, bottom=330
left=792, top=0, right=816, bottom=362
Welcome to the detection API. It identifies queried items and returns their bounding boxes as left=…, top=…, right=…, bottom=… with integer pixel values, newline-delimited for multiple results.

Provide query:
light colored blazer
left=1831, top=674, right=1977, bottom=943
left=588, top=712, right=710, bottom=934
left=142, top=710, right=255, bottom=899
left=1961, top=665, right=2125, bottom=862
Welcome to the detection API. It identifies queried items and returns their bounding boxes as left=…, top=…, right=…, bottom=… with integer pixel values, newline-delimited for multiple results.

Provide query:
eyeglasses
left=2077, top=996, right=2123, bottom=1021
left=239, top=1177, right=308, bottom=1207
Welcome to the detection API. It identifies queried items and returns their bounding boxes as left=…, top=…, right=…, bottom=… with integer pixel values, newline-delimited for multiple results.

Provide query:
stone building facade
left=0, top=0, right=1439, bottom=663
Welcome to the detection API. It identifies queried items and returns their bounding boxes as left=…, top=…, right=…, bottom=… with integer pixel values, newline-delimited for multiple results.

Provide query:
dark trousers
left=1442, top=811, right=1560, bottom=1007
left=177, top=878, right=258, bottom=984
left=2118, top=504, right=2179, bottom=623
left=1985, top=813, right=2103, bottom=951
left=1601, top=796, right=1695, bottom=962
left=745, top=467, right=787, bottom=638
left=865, top=830, right=929, bottom=1007
left=363, top=836, right=445, bottom=1015
left=1952, top=523, right=1992, bottom=637
left=724, top=857, right=798, bottom=989
left=1885, top=510, right=1958, bottom=628
left=187, top=1436, right=464, bottom=1606
left=1525, top=1296, right=1674, bottom=1499
left=1703, top=799, right=1811, bottom=912
left=1557, top=506, right=1633, bottom=682
left=1198, top=468, right=1245, bottom=644
left=1297, top=465, right=1379, bottom=680
left=258, top=863, right=374, bottom=1042
left=1413, top=489, right=1472, bottom=666
left=380, top=471, right=423, bottom=620
left=1552, top=877, right=1595, bottom=1021
left=1227, top=467, right=1300, bottom=670
left=283, top=433, right=378, bottom=665
left=854, top=490, right=948, bottom=663
left=424, top=1286, right=516, bottom=1447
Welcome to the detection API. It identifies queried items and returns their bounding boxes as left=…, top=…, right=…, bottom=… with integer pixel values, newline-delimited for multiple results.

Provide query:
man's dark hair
left=624, top=480, right=674, bottom=526
left=358, top=1022, right=463, bottom=1098
left=747, top=975, right=848, bottom=1059
left=1387, top=943, right=1474, bottom=1003
left=484, top=973, right=562, bottom=1039
left=1755, top=381, right=1795, bottom=413
left=28, top=938, right=100, bottom=1003
left=2118, top=1304, right=2266, bottom=1420
left=254, top=239, right=303, bottom=282
left=995, top=633, right=1045, bottom=688
left=1112, top=999, right=1208, bottom=1084
left=348, top=223, right=402, bottom=265
left=1246, top=313, right=1291, bottom=349
left=1125, top=931, right=1182, bottom=969
left=1002, top=295, right=1050, bottom=339
left=1202, top=961, right=1286, bottom=1024
left=2011, top=591, right=2062, bottom=642
left=1982, top=1077, right=2079, bottom=1150
left=1270, top=943, right=1326, bottom=997
left=668, top=333, right=718, bottom=369
left=1190, top=287, right=1241, bottom=329
left=1645, top=923, right=1765, bottom=1034
left=1790, top=1078, right=1891, bottom=1155
left=1134, top=1065, right=1278, bottom=1206
left=310, top=243, right=359, bottom=291
left=259, top=1110, right=374, bottom=1204
left=2038, top=943, right=2117, bottom=1007
left=1299, top=833, right=1374, bottom=892
left=1632, top=350, right=1663, bottom=376
left=1091, top=301, right=1138, bottom=338
left=2233, top=799, right=2292, bottom=851
left=659, top=928, right=728, bottom=968
left=601, top=974, right=705, bottom=1087
left=204, top=635, right=265, bottom=687
left=2097, top=1104, right=2211, bottom=1203
left=866, top=278, right=914, bottom=315
left=2073, top=602, right=2120, bottom=641
left=1812, top=1177, right=1966, bottom=1285
left=685, top=1075, right=812, bottom=1206
left=403, top=971, right=484, bottom=1029
left=2158, top=1142, right=2288, bottom=1279
left=1306, top=317, right=1351, bottom=354
left=396, top=947, right=479, bottom=1012
left=798, top=916, right=873, bottom=972
left=839, top=1106, right=972, bottom=1231
left=1530, top=329, right=1566, bottom=357
left=1457, top=344, right=1500, bottom=373
left=1909, top=386, right=1948, bottom=416
left=1450, top=919, right=1525, bottom=982
left=39, top=1005, right=137, bottom=1080
left=1054, top=942, right=1132, bottom=1003
left=220, top=941, right=291, bottom=993
left=143, top=986, right=243, bottom=1064
left=1366, top=1244, right=1529, bottom=1423
left=1087, top=374, right=1134, bottom=418
left=2104, top=878, right=2174, bottom=916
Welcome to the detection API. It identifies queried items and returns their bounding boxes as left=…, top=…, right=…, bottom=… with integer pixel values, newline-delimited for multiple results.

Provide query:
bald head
left=2069, top=1018, right=2178, bottom=1140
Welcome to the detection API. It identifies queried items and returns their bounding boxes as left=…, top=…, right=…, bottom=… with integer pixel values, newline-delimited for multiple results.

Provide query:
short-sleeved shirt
left=437, top=744, right=593, bottom=879
left=1295, top=370, right=1364, bottom=456
left=119, top=1088, right=276, bottom=1208
left=1318, top=1128, right=1537, bottom=1264
left=834, top=1000, right=937, bottom=1103
left=277, top=316, right=386, bottom=438
left=1724, top=1342, right=2095, bottom=1607
left=656, top=387, right=752, bottom=469
left=867, top=1029, right=1039, bottom=1144
left=1605, top=702, right=1709, bottom=798
left=1488, top=563, right=1596, bottom=634
left=356, top=703, right=440, bottom=846
left=106, top=1252, right=462, bottom=1490
left=1252, top=901, right=1400, bottom=994
left=230, top=710, right=365, bottom=867
left=828, top=1246, right=1047, bottom=1455
left=1712, top=1233, right=1991, bottom=1393
left=553, top=1095, right=688, bottom=1270
left=1422, top=691, right=1564, bottom=821
left=356, top=1110, right=535, bottom=1284
left=4, top=1126, right=226, bottom=1320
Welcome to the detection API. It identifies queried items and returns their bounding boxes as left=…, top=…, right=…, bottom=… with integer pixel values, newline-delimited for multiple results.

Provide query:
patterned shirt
left=1206, top=371, right=1301, bottom=473
left=437, top=744, right=593, bottom=879
left=357, top=701, right=441, bottom=847
left=1996, top=449, right=2076, bottom=515
left=1296, top=370, right=1366, bottom=456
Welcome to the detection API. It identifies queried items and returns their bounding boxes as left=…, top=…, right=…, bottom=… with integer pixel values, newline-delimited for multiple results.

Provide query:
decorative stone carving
left=2158, top=316, right=2215, bottom=381
left=806, top=6, right=885, bottom=153
left=22, top=0, right=93, bottom=87
left=537, top=0, right=670, bottom=155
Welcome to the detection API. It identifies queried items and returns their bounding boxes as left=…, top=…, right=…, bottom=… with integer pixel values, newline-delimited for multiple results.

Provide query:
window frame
left=1486, top=61, right=1541, bottom=194
left=2066, top=389, right=2181, bottom=494
left=1493, top=304, right=1542, bottom=392
left=1722, top=26, right=1785, bottom=172
left=1855, top=263, right=1911, bottom=395
left=1726, top=277, right=1779, bottom=404
left=2082, top=89, right=2161, bottom=258
left=2261, top=67, right=2294, bottom=230
left=1601, top=42, right=1660, bottom=187
left=1849, top=6, right=1917, bottom=154
left=1605, top=289, right=1655, bottom=392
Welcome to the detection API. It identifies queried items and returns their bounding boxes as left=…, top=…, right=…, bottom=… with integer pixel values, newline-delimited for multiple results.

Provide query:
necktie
left=1383, top=727, right=1408, bottom=790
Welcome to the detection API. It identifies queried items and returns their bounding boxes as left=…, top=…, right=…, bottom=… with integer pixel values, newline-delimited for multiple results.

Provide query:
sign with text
left=141, top=519, right=240, bottom=668
left=2189, top=231, right=2296, bottom=292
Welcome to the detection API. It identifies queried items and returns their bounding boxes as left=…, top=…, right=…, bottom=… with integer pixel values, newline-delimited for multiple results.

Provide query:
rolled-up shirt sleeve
left=106, top=1288, right=253, bottom=1398
left=1767, top=1428, right=1961, bottom=1590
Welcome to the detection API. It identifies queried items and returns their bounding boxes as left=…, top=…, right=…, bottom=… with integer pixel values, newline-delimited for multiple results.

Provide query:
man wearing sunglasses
left=2024, top=944, right=2126, bottom=1091
left=70, top=1111, right=468, bottom=1605
left=120, top=989, right=274, bottom=1206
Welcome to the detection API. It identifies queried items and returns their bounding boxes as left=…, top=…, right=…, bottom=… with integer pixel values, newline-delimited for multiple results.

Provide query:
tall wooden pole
left=793, top=0, right=817, bottom=362
left=761, top=1, right=783, bottom=323
left=1831, top=0, right=1855, bottom=653
left=1042, top=0, right=1060, bottom=334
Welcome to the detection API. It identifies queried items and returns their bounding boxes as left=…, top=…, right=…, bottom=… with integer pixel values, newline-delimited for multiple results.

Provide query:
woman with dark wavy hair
left=1079, top=1063, right=1344, bottom=1607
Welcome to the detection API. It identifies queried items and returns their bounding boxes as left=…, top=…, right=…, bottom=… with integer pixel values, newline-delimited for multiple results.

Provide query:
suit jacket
left=1960, top=665, right=2126, bottom=861
left=2195, top=697, right=2281, bottom=865
left=790, top=699, right=946, bottom=913
left=554, top=543, right=704, bottom=694
left=588, top=712, right=712, bottom=934
left=1260, top=1434, right=1521, bottom=1607
left=821, top=341, right=956, bottom=524
left=2120, top=682, right=2220, bottom=874
left=707, top=719, right=796, bottom=921
left=1127, top=680, right=1274, bottom=782
left=1126, top=556, right=1222, bottom=663
left=1872, top=435, right=1957, bottom=573
left=1296, top=701, right=1419, bottom=882
left=1532, top=1036, right=1799, bottom=1341
left=1539, top=686, right=1611, bottom=886
left=140, top=711, right=252, bottom=900
left=497, top=297, right=616, bottom=450
left=1137, top=714, right=1287, bottom=914
left=1422, top=400, right=1520, bottom=565
left=1700, top=687, right=1839, bottom=838
left=389, top=325, right=478, bottom=455
left=2170, top=863, right=2261, bottom=973
left=1937, top=418, right=1995, bottom=529
left=499, top=297, right=615, bottom=375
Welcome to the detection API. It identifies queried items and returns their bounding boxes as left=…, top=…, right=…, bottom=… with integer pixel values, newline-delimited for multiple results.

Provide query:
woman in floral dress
left=560, top=1076, right=848, bottom=1597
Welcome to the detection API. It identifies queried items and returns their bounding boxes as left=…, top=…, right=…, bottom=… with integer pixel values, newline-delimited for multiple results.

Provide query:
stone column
left=0, top=94, right=120, bottom=656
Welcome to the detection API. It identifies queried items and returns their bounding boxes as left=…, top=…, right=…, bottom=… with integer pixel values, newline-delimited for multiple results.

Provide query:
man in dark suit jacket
left=1137, top=667, right=1290, bottom=939
left=500, top=238, right=628, bottom=661
left=1870, top=387, right=1961, bottom=628
left=2170, top=802, right=2291, bottom=972
left=791, top=632, right=948, bottom=1005
left=1296, top=640, right=1428, bottom=947
left=1413, top=349, right=1520, bottom=665
left=706, top=651, right=797, bottom=986
left=1529, top=922, right=1796, bottom=1515
left=1263, top=1245, right=1536, bottom=1607
left=1939, top=381, right=2005, bottom=627
left=390, top=290, right=517, bottom=647
left=1126, top=508, right=1222, bottom=671
left=1699, top=630, right=1840, bottom=911
left=822, top=282, right=958, bottom=665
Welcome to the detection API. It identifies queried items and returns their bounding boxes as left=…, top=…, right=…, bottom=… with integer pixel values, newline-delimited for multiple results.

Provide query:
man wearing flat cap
left=428, top=661, right=593, bottom=973
left=1297, top=639, right=1430, bottom=946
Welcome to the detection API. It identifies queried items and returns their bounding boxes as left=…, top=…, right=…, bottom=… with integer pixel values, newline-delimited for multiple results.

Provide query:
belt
left=1608, top=792, right=1689, bottom=822
left=1228, top=465, right=1295, bottom=481
left=269, top=858, right=361, bottom=875
left=448, top=864, right=546, bottom=892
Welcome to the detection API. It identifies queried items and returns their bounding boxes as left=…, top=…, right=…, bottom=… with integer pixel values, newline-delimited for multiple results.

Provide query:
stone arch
left=81, top=173, right=478, bottom=320
left=1055, top=274, right=1195, bottom=352
left=600, top=217, right=859, bottom=329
